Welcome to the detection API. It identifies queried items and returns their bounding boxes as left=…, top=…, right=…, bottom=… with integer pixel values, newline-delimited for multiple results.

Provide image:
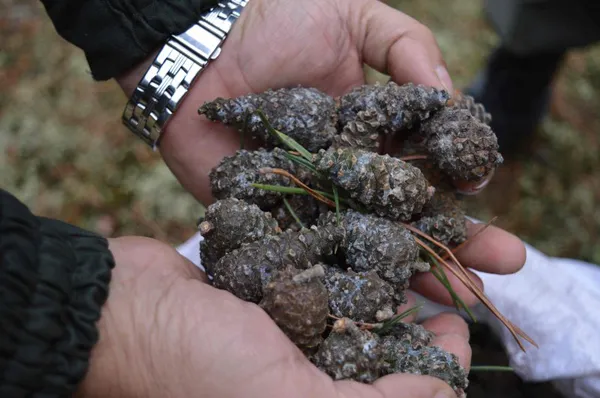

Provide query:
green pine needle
left=283, top=151, right=319, bottom=174
left=373, top=304, right=423, bottom=335
left=251, top=183, right=352, bottom=207
left=251, top=184, right=307, bottom=195
left=470, top=366, right=514, bottom=372
left=283, top=197, right=305, bottom=229
left=333, top=185, right=341, bottom=225
left=254, top=109, right=313, bottom=161
left=240, top=112, right=252, bottom=150
left=427, top=252, right=477, bottom=322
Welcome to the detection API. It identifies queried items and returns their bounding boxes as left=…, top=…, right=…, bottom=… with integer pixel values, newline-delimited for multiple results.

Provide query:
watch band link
left=122, top=0, right=248, bottom=148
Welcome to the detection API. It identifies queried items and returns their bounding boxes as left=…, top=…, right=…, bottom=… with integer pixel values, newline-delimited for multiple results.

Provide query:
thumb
left=347, top=0, right=453, bottom=93
left=335, top=373, right=457, bottom=398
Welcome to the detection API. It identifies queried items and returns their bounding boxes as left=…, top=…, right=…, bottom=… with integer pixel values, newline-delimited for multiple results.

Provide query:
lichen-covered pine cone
left=312, top=318, right=384, bottom=383
left=198, top=198, right=280, bottom=277
left=324, top=265, right=398, bottom=323
left=320, top=210, right=429, bottom=292
left=411, top=190, right=467, bottom=247
left=260, top=264, right=329, bottom=350
left=420, top=107, right=503, bottom=181
left=381, top=322, right=434, bottom=350
left=313, top=147, right=434, bottom=221
left=452, top=92, right=492, bottom=125
left=332, top=82, right=450, bottom=151
left=377, top=321, right=467, bottom=397
left=380, top=338, right=469, bottom=398
left=337, top=81, right=450, bottom=136
left=211, top=224, right=345, bottom=303
left=198, top=86, right=338, bottom=152
left=209, top=147, right=309, bottom=209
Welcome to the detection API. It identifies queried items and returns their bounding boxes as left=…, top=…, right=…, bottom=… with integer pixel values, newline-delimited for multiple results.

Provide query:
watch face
left=175, top=25, right=222, bottom=60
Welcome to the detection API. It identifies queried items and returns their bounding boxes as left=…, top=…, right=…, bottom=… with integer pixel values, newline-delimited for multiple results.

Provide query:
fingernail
left=435, top=65, right=454, bottom=95
left=434, top=390, right=455, bottom=398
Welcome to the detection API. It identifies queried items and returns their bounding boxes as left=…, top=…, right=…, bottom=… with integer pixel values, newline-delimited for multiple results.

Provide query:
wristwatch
left=122, top=0, right=248, bottom=149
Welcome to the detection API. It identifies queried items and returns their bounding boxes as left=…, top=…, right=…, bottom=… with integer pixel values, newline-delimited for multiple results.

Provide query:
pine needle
left=404, top=221, right=537, bottom=350
left=240, top=112, right=252, bottom=150
left=250, top=183, right=351, bottom=206
left=333, top=185, right=341, bottom=225
left=371, top=305, right=423, bottom=335
left=259, top=167, right=335, bottom=207
left=400, top=155, right=428, bottom=161
left=470, top=366, right=514, bottom=372
left=427, top=253, right=477, bottom=322
left=283, top=151, right=319, bottom=174
left=414, top=234, right=536, bottom=351
left=251, top=184, right=309, bottom=195
left=254, top=109, right=313, bottom=161
left=283, top=197, right=305, bottom=229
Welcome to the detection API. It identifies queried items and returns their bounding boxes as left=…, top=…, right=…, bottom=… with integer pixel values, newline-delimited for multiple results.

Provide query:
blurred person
left=465, top=0, right=600, bottom=156
left=1, top=0, right=527, bottom=397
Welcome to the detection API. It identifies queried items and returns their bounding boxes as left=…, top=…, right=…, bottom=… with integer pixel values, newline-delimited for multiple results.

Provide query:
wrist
left=75, top=237, right=207, bottom=398
left=116, top=1, right=253, bottom=205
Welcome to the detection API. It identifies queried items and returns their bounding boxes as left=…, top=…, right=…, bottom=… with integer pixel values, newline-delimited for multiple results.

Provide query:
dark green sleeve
left=39, top=0, right=219, bottom=81
left=0, top=189, right=115, bottom=397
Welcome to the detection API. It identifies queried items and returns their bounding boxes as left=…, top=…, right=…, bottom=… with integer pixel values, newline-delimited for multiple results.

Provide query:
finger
left=410, top=266, right=484, bottom=307
left=335, top=373, right=456, bottom=398
left=351, top=0, right=453, bottom=92
left=421, top=313, right=472, bottom=369
left=455, top=220, right=527, bottom=274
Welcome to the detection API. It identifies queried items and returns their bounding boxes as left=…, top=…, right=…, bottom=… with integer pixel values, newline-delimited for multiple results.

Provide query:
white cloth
left=176, top=230, right=600, bottom=398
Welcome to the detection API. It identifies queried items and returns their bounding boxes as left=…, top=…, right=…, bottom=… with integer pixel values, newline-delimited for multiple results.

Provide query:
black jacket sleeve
left=39, top=0, right=219, bottom=81
left=0, top=189, right=115, bottom=397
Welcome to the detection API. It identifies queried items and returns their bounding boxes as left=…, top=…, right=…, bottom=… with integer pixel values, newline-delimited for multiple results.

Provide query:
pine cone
left=199, top=86, right=338, bottom=152
left=211, top=224, right=345, bottom=303
left=324, top=265, right=398, bottom=323
left=209, top=147, right=310, bottom=209
left=260, top=265, right=329, bottom=350
left=313, top=147, right=434, bottom=221
left=199, top=198, right=280, bottom=277
left=411, top=190, right=467, bottom=247
left=337, top=82, right=450, bottom=135
left=420, top=107, right=503, bottom=181
left=312, top=318, right=384, bottom=383
left=453, top=92, right=492, bottom=125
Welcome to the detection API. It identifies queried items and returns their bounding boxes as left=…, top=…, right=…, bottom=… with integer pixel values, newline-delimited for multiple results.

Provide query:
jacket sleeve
left=0, top=189, right=115, bottom=398
left=39, top=0, right=220, bottom=81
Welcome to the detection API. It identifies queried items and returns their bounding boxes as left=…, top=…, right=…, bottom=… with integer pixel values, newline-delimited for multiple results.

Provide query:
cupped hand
left=75, top=225, right=525, bottom=398
left=117, top=0, right=452, bottom=205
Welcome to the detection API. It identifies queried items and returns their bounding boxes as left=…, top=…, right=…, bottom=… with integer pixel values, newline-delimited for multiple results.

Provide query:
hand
left=117, top=0, right=453, bottom=205
left=75, top=225, right=525, bottom=398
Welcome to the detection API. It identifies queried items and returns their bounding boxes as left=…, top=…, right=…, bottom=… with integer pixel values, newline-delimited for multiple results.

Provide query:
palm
left=95, top=237, right=474, bottom=398
left=213, top=0, right=364, bottom=97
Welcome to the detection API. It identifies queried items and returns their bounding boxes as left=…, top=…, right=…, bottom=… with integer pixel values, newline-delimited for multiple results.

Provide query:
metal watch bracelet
left=122, top=0, right=248, bottom=149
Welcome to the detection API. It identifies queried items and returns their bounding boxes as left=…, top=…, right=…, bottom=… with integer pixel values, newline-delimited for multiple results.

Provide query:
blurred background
left=2, top=0, right=598, bottom=396
left=2, top=0, right=599, bottom=263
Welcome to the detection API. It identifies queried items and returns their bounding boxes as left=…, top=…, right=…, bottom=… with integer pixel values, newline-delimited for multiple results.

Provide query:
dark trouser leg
left=465, top=46, right=565, bottom=156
